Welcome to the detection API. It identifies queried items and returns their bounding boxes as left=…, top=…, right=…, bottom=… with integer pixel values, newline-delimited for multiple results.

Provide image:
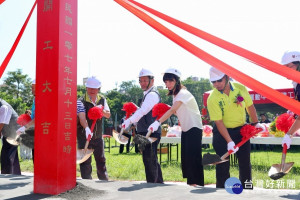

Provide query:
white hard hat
left=32, top=79, right=36, bottom=84
left=85, top=76, right=101, bottom=88
left=281, top=51, right=300, bottom=65
left=164, top=68, right=181, bottom=77
left=209, top=67, right=225, bottom=81
left=138, top=68, right=154, bottom=78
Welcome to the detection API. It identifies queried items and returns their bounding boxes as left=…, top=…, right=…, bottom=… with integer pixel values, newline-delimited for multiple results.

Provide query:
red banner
left=0, top=0, right=36, bottom=78
left=203, top=88, right=295, bottom=107
left=126, top=0, right=300, bottom=84
left=114, top=0, right=300, bottom=115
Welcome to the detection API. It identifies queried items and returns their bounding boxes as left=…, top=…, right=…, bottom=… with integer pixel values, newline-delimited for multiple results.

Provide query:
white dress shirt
left=129, top=86, right=159, bottom=123
left=0, top=105, right=12, bottom=125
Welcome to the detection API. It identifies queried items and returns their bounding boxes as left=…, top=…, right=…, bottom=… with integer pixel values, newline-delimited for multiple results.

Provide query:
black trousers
left=1, top=137, right=21, bottom=175
left=141, top=136, right=163, bottom=183
left=212, top=125, right=251, bottom=188
left=181, top=127, right=204, bottom=186
left=80, top=137, right=108, bottom=180
left=119, top=133, right=131, bottom=153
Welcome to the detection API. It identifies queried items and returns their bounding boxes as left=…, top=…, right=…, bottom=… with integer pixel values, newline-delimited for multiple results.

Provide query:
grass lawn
left=3, top=138, right=300, bottom=189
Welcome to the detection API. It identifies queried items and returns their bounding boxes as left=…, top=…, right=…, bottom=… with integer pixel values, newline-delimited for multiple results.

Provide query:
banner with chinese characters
left=203, top=88, right=294, bottom=107
left=35, top=0, right=77, bottom=195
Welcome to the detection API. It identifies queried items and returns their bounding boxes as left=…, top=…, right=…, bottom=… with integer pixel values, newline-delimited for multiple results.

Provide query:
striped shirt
left=77, top=99, right=110, bottom=114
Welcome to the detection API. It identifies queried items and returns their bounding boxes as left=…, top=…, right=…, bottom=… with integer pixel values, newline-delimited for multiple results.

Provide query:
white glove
left=16, top=126, right=25, bottom=135
left=85, top=127, right=93, bottom=139
left=255, top=123, right=266, bottom=133
left=282, top=134, right=292, bottom=149
left=97, top=105, right=103, bottom=110
left=148, top=121, right=160, bottom=132
left=122, top=119, right=132, bottom=130
left=227, top=141, right=239, bottom=154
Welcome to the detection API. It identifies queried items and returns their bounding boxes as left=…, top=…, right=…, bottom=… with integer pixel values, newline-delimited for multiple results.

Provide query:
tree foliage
left=182, top=77, right=212, bottom=109
left=0, top=69, right=33, bottom=114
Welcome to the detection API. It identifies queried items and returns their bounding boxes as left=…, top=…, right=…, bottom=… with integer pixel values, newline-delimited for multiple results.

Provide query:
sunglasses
left=211, top=77, right=223, bottom=84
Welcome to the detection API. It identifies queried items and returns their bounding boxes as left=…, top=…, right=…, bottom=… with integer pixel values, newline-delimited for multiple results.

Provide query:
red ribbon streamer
left=0, top=0, right=37, bottom=78
left=114, top=0, right=300, bottom=115
left=0, top=0, right=5, bottom=5
left=127, top=0, right=300, bottom=84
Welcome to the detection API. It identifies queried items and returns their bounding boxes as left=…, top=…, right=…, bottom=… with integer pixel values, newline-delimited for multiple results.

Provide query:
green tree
left=77, top=85, right=86, bottom=99
left=182, top=77, right=212, bottom=109
left=0, top=69, right=33, bottom=114
left=158, top=88, right=172, bottom=105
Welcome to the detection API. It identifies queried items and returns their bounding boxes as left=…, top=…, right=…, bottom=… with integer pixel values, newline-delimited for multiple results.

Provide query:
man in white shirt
left=122, top=68, right=163, bottom=183
left=0, top=99, right=21, bottom=174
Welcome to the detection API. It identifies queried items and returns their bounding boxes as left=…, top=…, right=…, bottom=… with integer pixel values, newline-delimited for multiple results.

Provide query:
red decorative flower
left=88, top=106, right=103, bottom=121
left=122, top=102, right=138, bottom=119
left=152, top=103, right=171, bottom=120
left=276, top=113, right=295, bottom=133
left=17, top=114, right=31, bottom=126
left=234, top=92, right=244, bottom=107
left=201, top=108, right=207, bottom=116
left=240, top=124, right=259, bottom=141
left=88, top=106, right=104, bottom=132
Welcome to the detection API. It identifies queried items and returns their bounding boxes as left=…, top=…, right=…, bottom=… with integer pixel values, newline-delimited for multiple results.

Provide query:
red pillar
left=34, top=0, right=77, bottom=195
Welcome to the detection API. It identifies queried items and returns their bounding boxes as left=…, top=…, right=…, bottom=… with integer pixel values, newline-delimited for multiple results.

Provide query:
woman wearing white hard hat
left=77, top=76, right=111, bottom=180
left=148, top=68, right=204, bottom=186
left=281, top=51, right=300, bottom=149
left=207, top=67, right=263, bottom=189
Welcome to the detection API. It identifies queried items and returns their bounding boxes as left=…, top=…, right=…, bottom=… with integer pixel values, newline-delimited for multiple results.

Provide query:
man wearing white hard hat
left=148, top=68, right=204, bottom=186
left=77, top=76, right=111, bottom=180
left=122, top=68, right=163, bottom=183
left=281, top=51, right=300, bottom=150
left=207, top=67, right=263, bottom=189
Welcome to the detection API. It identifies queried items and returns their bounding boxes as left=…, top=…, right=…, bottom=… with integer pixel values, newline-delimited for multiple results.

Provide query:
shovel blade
left=112, top=130, right=129, bottom=144
left=268, top=162, right=294, bottom=180
left=6, top=137, right=20, bottom=146
left=76, top=149, right=94, bottom=164
left=202, top=153, right=229, bottom=166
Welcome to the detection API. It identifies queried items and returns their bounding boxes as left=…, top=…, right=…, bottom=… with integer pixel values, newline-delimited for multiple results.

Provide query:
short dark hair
left=292, top=61, right=300, bottom=72
left=163, top=73, right=182, bottom=96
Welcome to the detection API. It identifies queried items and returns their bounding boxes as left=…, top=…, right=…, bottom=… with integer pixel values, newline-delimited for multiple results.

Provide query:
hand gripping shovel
left=202, top=126, right=261, bottom=166
left=268, top=143, right=294, bottom=180
left=202, top=143, right=239, bottom=166
left=76, top=134, right=94, bottom=164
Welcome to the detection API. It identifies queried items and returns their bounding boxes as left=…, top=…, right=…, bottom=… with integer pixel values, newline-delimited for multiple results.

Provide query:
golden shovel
left=112, top=128, right=129, bottom=144
left=6, top=135, right=21, bottom=146
left=268, top=143, right=294, bottom=180
left=76, top=134, right=94, bottom=164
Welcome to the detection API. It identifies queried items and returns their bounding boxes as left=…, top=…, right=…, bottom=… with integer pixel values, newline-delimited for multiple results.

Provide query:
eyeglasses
left=211, top=77, right=223, bottom=84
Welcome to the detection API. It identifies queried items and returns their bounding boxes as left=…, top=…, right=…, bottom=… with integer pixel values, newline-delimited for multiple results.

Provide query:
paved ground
left=1, top=173, right=300, bottom=200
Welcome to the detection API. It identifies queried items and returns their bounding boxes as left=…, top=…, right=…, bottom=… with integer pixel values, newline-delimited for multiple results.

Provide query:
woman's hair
left=292, top=61, right=300, bottom=72
left=163, top=73, right=182, bottom=96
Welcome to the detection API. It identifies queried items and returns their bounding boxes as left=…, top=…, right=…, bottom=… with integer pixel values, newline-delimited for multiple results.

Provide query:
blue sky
left=1, top=0, right=300, bottom=92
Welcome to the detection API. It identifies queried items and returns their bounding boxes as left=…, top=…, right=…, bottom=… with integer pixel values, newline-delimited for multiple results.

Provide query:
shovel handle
left=83, top=134, right=92, bottom=154
left=280, top=143, right=288, bottom=172
left=86, top=134, right=91, bottom=141
left=220, top=138, right=250, bottom=160
left=282, top=143, right=287, bottom=155
left=145, top=129, right=152, bottom=138
left=119, top=128, right=124, bottom=136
